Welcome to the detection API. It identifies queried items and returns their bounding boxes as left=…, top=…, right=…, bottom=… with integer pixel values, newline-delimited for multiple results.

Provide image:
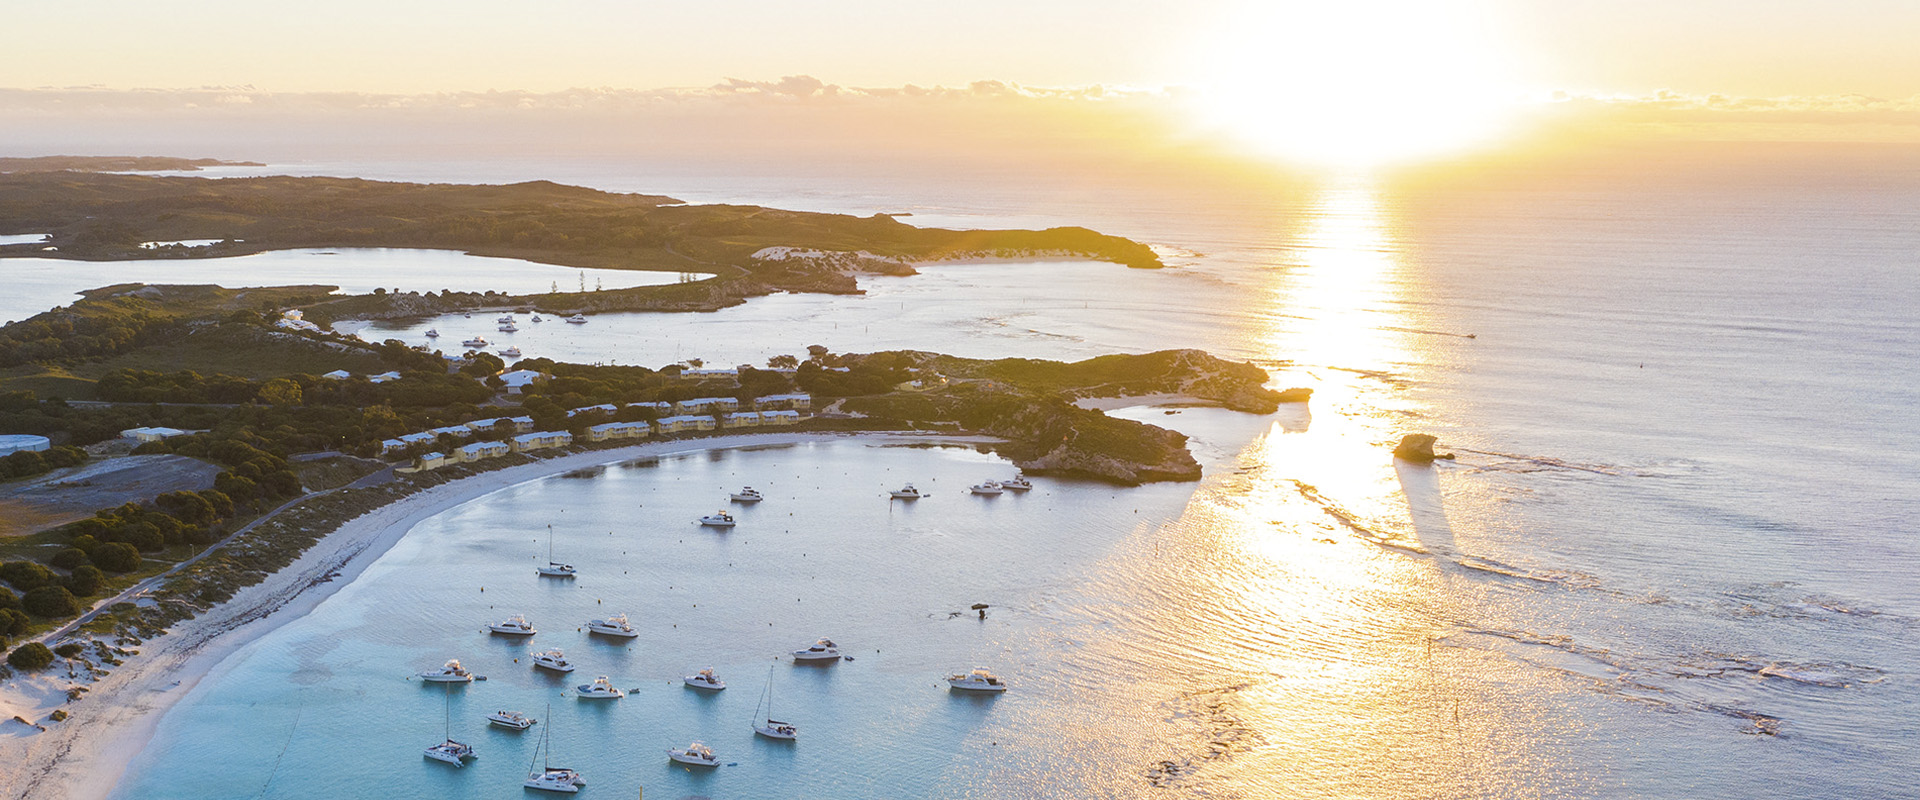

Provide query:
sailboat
left=523, top=703, right=586, bottom=793
left=423, top=684, right=476, bottom=766
left=536, top=524, right=576, bottom=577
left=752, top=666, right=798, bottom=740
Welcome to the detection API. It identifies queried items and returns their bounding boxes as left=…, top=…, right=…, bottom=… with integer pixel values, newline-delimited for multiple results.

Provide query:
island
left=0, top=157, right=265, bottom=174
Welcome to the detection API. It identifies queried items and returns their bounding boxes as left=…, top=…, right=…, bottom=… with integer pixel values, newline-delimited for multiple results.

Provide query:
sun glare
left=1189, top=0, right=1522, bottom=168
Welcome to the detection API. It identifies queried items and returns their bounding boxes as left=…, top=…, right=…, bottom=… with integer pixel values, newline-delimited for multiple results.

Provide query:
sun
left=1187, top=0, right=1523, bottom=168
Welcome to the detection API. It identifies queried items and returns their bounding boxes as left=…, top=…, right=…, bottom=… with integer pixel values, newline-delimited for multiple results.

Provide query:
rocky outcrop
left=1393, top=434, right=1453, bottom=463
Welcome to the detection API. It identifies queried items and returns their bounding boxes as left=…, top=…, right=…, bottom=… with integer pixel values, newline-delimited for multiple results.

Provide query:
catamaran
left=523, top=703, right=586, bottom=793
left=423, top=684, right=476, bottom=766
left=536, top=525, right=576, bottom=578
left=753, top=667, right=798, bottom=740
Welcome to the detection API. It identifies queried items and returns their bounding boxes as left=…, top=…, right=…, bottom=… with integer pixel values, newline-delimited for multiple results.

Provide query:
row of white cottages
left=394, top=409, right=806, bottom=468
left=381, top=416, right=537, bottom=456
left=563, top=393, right=810, bottom=419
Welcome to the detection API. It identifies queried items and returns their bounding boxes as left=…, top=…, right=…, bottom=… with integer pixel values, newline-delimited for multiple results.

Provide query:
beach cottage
left=456, top=440, right=510, bottom=463
left=512, top=431, right=574, bottom=452
left=587, top=421, right=653, bottom=442
left=722, top=411, right=762, bottom=429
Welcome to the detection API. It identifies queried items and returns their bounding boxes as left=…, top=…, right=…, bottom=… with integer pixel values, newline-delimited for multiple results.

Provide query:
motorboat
left=424, top=738, right=475, bottom=766
left=523, top=703, right=585, bottom=793
left=698, top=511, right=736, bottom=528
left=537, top=525, right=576, bottom=578
left=496, top=316, right=515, bottom=324
left=487, top=710, right=536, bottom=730
left=461, top=336, right=489, bottom=348
left=565, top=314, right=588, bottom=324
left=524, top=768, right=585, bottom=793
left=531, top=648, right=576, bottom=673
left=497, top=346, right=522, bottom=358
left=729, top=486, right=763, bottom=503
left=969, top=481, right=1003, bottom=496
left=489, top=614, right=536, bottom=636
left=532, top=315, right=544, bottom=323
left=752, top=667, right=798, bottom=740
left=585, top=614, right=639, bottom=638
left=419, top=659, right=474, bottom=682
left=791, top=638, right=841, bottom=662
left=498, top=322, right=519, bottom=332
left=889, top=484, right=924, bottom=500
left=999, top=475, right=1033, bottom=491
left=683, top=668, right=725, bottom=691
left=946, top=667, right=1009, bottom=693
left=666, top=741, right=720, bottom=767
left=425, top=328, right=440, bottom=338
left=575, top=676, right=625, bottom=699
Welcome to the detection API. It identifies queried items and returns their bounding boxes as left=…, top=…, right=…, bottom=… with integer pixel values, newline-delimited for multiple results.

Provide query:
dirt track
left=0, top=455, right=221, bottom=537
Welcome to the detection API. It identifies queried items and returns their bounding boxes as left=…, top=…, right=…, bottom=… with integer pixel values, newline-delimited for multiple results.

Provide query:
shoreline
left=0, top=431, right=996, bottom=800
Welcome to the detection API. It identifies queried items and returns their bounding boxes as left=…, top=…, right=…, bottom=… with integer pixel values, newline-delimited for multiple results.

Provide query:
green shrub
left=0, top=609, right=29, bottom=636
left=49, top=549, right=90, bottom=570
left=53, top=642, right=82, bottom=658
left=7, top=642, right=54, bottom=671
left=0, top=561, right=53, bottom=591
left=90, top=543, right=142, bottom=574
left=22, top=586, right=78, bottom=618
left=65, top=566, right=105, bottom=597
left=0, top=587, right=17, bottom=611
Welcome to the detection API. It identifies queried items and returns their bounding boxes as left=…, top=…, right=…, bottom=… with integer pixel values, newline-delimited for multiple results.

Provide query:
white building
left=655, top=415, right=716, bottom=433
left=428, top=425, right=474, bottom=439
left=415, top=451, right=449, bottom=470
left=368, top=371, right=402, bottom=384
left=673, top=397, right=738, bottom=414
left=565, top=403, right=619, bottom=418
left=679, top=367, right=739, bottom=380
left=511, top=431, right=574, bottom=452
left=455, top=440, right=510, bottom=462
left=753, top=393, right=812, bottom=411
left=587, top=421, right=653, bottom=442
left=119, top=427, right=191, bottom=443
left=623, top=401, right=672, bottom=415
left=319, top=369, right=353, bottom=380
left=499, top=369, right=549, bottom=394
left=0, top=434, right=51, bottom=456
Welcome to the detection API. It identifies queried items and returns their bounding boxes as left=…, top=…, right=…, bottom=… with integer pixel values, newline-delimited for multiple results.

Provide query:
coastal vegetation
left=0, top=156, right=264, bottom=174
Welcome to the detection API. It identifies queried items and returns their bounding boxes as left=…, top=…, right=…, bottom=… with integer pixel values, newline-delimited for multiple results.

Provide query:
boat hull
left=667, top=752, right=720, bottom=767
left=948, top=681, right=1009, bottom=693
left=754, top=723, right=798, bottom=740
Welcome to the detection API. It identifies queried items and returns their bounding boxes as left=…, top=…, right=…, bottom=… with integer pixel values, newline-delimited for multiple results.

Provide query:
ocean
left=69, top=156, right=1920, bottom=798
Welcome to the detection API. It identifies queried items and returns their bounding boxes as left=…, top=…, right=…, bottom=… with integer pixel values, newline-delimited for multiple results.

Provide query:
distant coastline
left=0, top=156, right=265, bottom=174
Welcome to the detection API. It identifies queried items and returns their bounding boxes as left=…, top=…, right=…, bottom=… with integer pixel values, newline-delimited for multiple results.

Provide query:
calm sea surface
left=101, top=159, right=1920, bottom=798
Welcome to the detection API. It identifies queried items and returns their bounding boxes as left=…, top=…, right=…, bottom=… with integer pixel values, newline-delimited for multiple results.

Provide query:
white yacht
left=666, top=741, right=720, bottom=767
left=419, top=659, right=474, bottom=683
left=498, top=322, right=519, bottom=332
left=424, top=739, right=476, bottom=766
left=489, top=614, right=536, bottom=636
left=424, top=328, right=440, bottom=338
left=496, top=315, right=515, bottom=324
left=698, top=511, right=736, bottom=528
left=487, top=710, right=536, bottom=730
left=791, top=638, right=841, bottom=662
left=497, top=346, right=522, bottom=358
left=585, top=614, right=639, bottom=638
left=460, top=336, right=489, bottom=348
left=999, top=475, right=1033, bottom=491
left=729, top=486, right=763, bottom=503
left=969, top=481, right=1004, bottom=496
left=565, top=314, right=588, bottom=324
left=531, top=648, right=576, bottom=673
left=683, top=668, right=726, bottom=691
left=575, top=676, right=625, bottom=699
left=946, top=667, right=1009, bottom=693
left=889, top=484, right=924, bottom=499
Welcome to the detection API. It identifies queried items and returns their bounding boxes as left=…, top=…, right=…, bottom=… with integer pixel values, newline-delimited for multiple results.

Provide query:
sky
left=4, top=0, right=1917, bottom=170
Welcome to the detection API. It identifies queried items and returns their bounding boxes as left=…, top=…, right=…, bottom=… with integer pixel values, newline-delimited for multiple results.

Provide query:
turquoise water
left=108, top=161, right=1920, bottom=798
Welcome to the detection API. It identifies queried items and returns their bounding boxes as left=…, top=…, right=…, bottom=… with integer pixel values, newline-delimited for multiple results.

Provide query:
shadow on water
left=1393, top=458, right=1457, bottom=556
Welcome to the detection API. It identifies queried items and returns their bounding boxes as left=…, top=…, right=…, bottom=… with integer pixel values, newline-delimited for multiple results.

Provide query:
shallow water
left=0, top=248, right=708, bottom=326
left=112, top=161, right=1920, bottom=798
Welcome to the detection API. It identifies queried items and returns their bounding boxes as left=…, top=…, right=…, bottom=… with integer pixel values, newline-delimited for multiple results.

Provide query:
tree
left=767, top=354, right=799, bottom=370
left=66, top=566, right=105, bottom=597
left=90, top=542, right=142, bottom=574
left=22, top=585, right=78, bottom=617
left=54, top=642, right=83, bottom=658
left=0, top=608, right=28, bottom=636
left=0, top=561, right=53, bottom=592
left=7, top=642, right=53, bottom=671
left=49, top=548, right=90, bottom=570
left=0, top=587, right=17, bottom=610
left=459, top=352, right=505, bottom=378
left=257, top=378, right=303, bottom=406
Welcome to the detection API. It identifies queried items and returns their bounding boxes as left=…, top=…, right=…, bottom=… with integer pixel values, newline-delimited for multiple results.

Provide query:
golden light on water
left=1189, top=0, right=1523, bottom=168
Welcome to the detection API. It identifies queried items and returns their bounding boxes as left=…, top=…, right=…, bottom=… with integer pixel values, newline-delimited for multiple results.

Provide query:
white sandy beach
left=0, top=431, right=994, bottom=800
